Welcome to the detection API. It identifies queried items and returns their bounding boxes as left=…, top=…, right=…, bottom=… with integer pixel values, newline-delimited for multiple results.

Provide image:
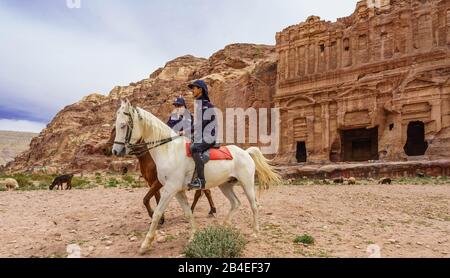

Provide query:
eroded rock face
left=6, top=44, right=276, bottom=173
left=274, top=0, right=450, bottom=163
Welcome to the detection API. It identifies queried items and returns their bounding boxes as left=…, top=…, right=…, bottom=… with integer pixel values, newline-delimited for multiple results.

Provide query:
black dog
left=50, top=174, right=74, bottom=190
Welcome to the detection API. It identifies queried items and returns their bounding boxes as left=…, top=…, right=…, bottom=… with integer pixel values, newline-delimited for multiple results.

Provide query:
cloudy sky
left=0, top=0, right=357, bottom=133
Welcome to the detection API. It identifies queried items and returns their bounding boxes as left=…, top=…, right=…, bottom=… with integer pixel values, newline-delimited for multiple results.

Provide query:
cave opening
left=404, top=121, right=428, bottom=156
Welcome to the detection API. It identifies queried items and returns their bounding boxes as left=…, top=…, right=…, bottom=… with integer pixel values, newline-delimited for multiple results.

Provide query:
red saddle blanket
left=186, top=143, right=234, bottom=160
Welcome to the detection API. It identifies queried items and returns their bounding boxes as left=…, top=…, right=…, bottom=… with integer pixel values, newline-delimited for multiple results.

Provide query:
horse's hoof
left=139, top=246, right=151, bottom=255
left=208, top=212, right=216, bottom=218
left=159, top=216, right=165, bottom=225
left=210, top=208, right=217, bottom=214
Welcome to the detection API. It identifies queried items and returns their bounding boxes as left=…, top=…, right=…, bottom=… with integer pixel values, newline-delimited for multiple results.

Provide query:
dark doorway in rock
left=296, top=142, right=307, bottom=163
left=404, top=121, right=428, bottom=156
left=341, top=127, right=379, bottom=162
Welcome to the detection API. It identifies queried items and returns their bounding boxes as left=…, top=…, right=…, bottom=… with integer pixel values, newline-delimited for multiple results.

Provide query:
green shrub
left=122, top=175, right=135, bottom=184
left=183, top=226, right=246, bottom=258
left=294, top=234, right=315, bottom=245
left=106, top=178, right=119, bottom=188
left=71, top=177, right=89, bottom=189
left=13, top=174, right=33, bottom=187
left=95, top=176, right=102, bottom=184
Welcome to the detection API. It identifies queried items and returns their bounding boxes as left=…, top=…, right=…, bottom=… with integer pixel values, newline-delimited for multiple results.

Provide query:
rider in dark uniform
left=166, top=96, right=192, bottom=137
left=187, top=80, right=217, bottom=190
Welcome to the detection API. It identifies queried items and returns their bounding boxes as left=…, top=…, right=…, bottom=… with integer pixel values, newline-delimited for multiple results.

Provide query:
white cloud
left=0, top=119, right=45, bottom=133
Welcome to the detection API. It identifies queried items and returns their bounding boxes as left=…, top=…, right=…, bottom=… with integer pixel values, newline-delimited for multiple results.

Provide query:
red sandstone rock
left=274, top=0, right=450, bottom=164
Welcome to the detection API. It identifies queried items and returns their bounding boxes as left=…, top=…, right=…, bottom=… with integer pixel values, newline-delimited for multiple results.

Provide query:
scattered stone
left=388, top=239, right=397, bottom=244
left=416, top=242, right=424, bottom=246
left=129, top=236, right=138, bottom=242
left=88, top=246, right=95, bottom=252
left=156, top=235, right=167, bottom=243
left=66, top=244, right=81, bottom=258
left=105, top=240, right=113, bottom=246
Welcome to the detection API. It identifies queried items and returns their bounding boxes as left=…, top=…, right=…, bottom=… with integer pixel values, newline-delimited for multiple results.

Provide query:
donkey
left=49, top=174, right=74, bottom=190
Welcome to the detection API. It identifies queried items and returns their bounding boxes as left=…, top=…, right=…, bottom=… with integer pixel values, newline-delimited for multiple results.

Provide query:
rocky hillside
left=0, top=131, right=37, bottom=167
left=5, top=44, right=277, bottom=174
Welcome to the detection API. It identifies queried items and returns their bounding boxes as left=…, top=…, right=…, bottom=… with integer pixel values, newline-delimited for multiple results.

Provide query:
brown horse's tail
left=246, top=147, right=282, bottom=190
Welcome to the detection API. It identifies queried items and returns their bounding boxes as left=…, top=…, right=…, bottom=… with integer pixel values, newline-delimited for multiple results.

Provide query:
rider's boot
left=188, top=152, right=206, bottom=191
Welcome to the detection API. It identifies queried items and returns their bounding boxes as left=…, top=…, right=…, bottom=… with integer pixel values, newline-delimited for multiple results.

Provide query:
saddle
left=186, top=143, right=233, bottom=164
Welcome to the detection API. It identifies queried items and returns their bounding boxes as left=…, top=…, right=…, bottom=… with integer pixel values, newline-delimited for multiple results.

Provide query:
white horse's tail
left=246, top=147, right=282, bottom=190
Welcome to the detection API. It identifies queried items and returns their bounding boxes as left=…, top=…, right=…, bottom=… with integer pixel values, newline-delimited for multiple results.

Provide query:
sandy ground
left=0, top=184, right=449, bottom=258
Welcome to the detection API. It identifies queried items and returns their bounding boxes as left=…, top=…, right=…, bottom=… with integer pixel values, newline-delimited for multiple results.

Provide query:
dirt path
left=0, top=184, right=449, bottom=258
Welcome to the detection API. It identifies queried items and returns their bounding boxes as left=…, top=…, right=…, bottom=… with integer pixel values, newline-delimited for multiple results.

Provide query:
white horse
left=112, top=99, right=281, bottom=254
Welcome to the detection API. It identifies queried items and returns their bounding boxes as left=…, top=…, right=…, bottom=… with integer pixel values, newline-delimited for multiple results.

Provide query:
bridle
left=113, top=108, right=182, bottom=157
left=113, top=111, right=134, bottom=147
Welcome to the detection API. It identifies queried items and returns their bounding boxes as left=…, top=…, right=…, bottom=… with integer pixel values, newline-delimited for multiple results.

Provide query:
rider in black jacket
left=187, top=80, right=217, bottom=190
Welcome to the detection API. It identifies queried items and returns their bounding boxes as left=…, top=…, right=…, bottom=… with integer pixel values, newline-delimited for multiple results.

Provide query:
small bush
left=294, top=234, right=315, bottom=245
left=122, top=175, right=134, bottom=184
left=71, top=177, right=89, bottom=189
left=183, top=226, right=246, bottom=258
left=106, top=178, right=119, bottom=188
left=13, top=174, right=33, bottom=187
left=95, top=176, right=102, bottom=184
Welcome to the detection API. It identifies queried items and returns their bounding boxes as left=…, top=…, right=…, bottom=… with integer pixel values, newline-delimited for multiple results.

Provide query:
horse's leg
left=175, top=191, right=197, bottom=239
left=219, top=182, right=240, bottom=226
left=190, top=190, right=202, bottom=213
left=139, top=188, right=177, bottom=255
left=239, top=175, right=259, bottom=236
left=143, top=189, right=155, bottom=218
left=153, top=183, right=165, bottom=225
left=204, top=190, right=217, bottom=216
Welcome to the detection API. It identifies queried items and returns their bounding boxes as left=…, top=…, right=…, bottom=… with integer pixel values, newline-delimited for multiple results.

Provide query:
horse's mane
left=134, top=106, right=175, bottom=143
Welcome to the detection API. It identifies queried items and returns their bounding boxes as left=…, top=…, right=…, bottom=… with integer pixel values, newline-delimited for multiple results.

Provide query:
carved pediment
left=284, top=96, right=316, bottom=108
left=405, top=77, right=438, bottom=89
left=339, top=87, right=378, bottom=99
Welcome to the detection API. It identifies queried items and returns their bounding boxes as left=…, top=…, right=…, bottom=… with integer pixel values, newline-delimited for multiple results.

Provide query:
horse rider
left=187, top=80, right=218, bottom=191
left=166, top=96, right=192, bottom=137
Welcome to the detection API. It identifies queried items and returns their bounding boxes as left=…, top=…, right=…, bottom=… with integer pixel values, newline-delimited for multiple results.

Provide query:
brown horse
left=106, top=128, right=216, bottom=224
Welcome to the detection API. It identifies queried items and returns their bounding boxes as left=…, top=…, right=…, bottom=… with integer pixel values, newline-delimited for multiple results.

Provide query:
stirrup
left=188, top=178, right=205, bottom=191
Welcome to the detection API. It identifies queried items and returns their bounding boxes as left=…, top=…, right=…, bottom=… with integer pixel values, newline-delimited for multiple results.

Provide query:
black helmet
left=172, top=96, right=186, bottom=107
left=188, top=80, right=210, bottom=101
